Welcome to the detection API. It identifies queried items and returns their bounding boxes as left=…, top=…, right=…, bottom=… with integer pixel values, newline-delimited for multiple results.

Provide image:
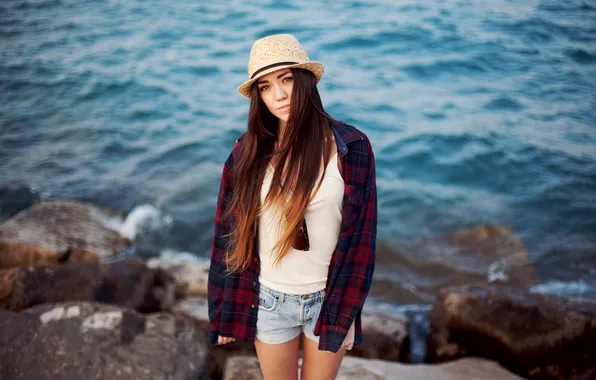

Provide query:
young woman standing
left=208, top=34, right=377, bottom=380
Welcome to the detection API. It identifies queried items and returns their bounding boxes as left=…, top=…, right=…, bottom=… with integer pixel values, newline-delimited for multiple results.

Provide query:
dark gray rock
left=147, top=255, right=210, bottom=299
left=352, top=306, right=409, bottom=362
left=427, top=284, right=596, bottom=379
left=0, top=200, right=132, bottom=268
left=0, top=302, right=208, bottom=380
left=0, top=257, right=175, bottom=313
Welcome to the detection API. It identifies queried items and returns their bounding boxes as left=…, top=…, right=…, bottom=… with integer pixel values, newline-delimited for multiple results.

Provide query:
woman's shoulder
left=331, top=120, right=373, bottom=154
left=223, top=132, right=248, bottom=169
left=235, top=132, right=249, bottom=144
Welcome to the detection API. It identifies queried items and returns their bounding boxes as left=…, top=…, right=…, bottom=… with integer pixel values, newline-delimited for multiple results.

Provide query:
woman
left=208, top=34, right=377, bottom=380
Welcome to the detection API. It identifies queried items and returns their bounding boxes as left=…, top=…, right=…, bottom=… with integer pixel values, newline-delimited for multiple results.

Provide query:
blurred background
left=1, top=0, right=595, bottom=311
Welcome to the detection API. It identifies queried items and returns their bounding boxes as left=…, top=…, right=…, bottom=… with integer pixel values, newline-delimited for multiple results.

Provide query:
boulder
left=333, top=356, right=525, bottom=380
left=426, top=284, right=596, bottom=379
left=0, top=257, right=175, bottom=313
left=173, top=296, right=210, bottom=331
left=0, top=200, right=132, bottom=268
left=371, top=225, right=536, bottom=307
left=147, top=255, right=210, bottom=299
left=0, top=302, right=208, bottom=380
left=352, top=306, right=409, bottom=362
left=173, top=297, right=258, bottom=379
left=445, top=225, right=534, bottom=284
left=0, top=240, right=69, bottom=268
left=221, top=355, right=523, bottom=380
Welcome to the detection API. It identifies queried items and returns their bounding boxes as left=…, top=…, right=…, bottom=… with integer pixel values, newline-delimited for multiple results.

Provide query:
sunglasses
left=292, top=217, right=310, bottom=251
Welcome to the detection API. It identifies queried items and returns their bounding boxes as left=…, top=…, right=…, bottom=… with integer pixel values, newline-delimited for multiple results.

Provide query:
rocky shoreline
left=1, top=200, right=594, bottom=379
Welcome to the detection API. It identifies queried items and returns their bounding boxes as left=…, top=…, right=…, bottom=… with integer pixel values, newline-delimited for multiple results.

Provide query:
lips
left=277, top=105, right=290, bottom=111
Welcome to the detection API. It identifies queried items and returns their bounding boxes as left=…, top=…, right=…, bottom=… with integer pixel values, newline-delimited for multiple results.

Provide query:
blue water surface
left=1, top=0, right=595, bottom=304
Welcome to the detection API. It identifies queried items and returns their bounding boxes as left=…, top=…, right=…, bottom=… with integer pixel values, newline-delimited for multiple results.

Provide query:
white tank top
left=258, top=152, right=344, bottom=294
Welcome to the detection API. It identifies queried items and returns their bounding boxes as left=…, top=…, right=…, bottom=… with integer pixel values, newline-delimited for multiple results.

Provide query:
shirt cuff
left=317, top=324, right=348, bottom=353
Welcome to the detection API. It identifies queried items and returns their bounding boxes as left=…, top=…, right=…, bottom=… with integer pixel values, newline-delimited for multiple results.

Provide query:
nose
left=274, top=84, right=287, bottom=101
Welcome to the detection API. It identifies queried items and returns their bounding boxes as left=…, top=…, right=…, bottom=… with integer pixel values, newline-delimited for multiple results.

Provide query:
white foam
left=119, top=204, right=173, bottom=240
left=487, top=259, right=509, bottom=283
left=159, top=248, right=203, bottom=263
left=530, top=280, right=592, bottom=296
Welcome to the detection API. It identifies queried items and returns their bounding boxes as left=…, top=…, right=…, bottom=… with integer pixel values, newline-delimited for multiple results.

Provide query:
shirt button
left=253, top=281, right=257, bottom=286
left=251, top=304, right=255, bottom=309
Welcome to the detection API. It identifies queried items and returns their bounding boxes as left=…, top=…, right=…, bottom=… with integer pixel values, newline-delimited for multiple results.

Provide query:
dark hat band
left=250, top=61, right=299, bottom=80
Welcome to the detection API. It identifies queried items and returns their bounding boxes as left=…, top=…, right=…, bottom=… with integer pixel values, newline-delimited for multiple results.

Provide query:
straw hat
left=238, top=34, right=324, bottom=98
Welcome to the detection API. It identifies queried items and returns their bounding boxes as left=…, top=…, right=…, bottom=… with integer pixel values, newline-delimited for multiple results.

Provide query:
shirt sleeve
left=318, top=137, right=378, bottom=352
left=207, top=146, right=237, bottom=345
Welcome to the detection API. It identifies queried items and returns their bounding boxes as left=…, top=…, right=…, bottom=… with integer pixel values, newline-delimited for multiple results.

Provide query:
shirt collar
left=329, top=120, right=363, bottom=157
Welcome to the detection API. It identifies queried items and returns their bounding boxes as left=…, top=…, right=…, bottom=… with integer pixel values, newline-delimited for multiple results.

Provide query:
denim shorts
left=256, top=282, right=325, bottom=344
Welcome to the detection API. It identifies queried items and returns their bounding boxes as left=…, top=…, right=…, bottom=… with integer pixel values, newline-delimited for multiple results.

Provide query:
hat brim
left=237, top=61, right=324, bottom=98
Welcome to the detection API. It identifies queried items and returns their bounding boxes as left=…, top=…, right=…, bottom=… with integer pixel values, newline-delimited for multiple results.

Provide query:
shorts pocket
left=258, top=290, right=278, bottom=312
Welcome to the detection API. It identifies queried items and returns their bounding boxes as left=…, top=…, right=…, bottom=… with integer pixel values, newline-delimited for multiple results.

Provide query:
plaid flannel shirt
left=208, top=121, right=377, bottom=353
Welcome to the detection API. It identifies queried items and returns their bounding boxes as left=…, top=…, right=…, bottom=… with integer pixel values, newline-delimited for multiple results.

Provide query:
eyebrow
left=257, top=71, right=292, bottom=85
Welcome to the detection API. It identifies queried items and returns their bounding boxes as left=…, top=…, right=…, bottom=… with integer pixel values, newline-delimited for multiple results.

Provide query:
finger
left=347, top=344, right=353, bottom=350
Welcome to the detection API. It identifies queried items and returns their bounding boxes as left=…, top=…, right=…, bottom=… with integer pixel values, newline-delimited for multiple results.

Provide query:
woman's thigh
left=300, top=334, right=346, bottom=380
left=254, top=335, right=300, bottom=380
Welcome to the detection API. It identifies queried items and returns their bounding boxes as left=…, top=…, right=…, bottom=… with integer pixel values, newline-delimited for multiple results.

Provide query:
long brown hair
left=224, top=68, right=337, bottom=272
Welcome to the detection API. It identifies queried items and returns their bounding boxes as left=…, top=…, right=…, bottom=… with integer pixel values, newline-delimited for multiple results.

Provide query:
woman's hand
left=341, top=321, right=355, bottom=351
left=217, top=336, right=236, bottom=345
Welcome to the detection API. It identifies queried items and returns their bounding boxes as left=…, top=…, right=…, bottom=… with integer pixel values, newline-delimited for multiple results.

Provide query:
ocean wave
left=530, top=280, right=593, bottom=297
left=118, top=204, right=173, bottom=241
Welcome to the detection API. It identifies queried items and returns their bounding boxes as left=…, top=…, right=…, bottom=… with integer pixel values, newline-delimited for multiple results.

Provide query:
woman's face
left=256, top=68, right=294, bottom=122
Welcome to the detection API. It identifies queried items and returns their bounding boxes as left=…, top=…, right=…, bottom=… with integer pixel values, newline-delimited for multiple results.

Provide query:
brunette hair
left=224, top=68, right=338, bottom=272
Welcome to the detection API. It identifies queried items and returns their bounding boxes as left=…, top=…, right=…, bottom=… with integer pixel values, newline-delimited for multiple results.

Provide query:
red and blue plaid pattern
left=208, top=121, right=377, bottom=353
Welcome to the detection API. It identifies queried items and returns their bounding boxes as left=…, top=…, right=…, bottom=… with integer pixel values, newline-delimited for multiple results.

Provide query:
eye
left=283, top=76, right=294, bottom=83
left=259, top=85, right=269, bottom=92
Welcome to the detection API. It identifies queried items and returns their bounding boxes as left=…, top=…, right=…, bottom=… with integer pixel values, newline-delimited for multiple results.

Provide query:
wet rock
left=352, top=306, right=409, bottom=362
left=426, top=284, right=596, bottom=379
left=423, top=224, right=534, bottom=284
left=173, top=297, right=258, bottom=379
left=0, top=302, right=208, bottom=380
left=0, top=257, right=175, bottom=313
left=374, top=224, right=536, bottom=305
left=147, top=255, right=209, bottom=299
left=0, top=240, right=69, bottom=268
left=445, top=225, right=534, bottom=284
left=172, top=296, right=210, bottom=331
left=0, top=200, right=131, bottom=268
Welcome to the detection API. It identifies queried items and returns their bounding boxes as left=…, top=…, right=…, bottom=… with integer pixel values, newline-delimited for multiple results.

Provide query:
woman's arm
left=207, top=138, right=243, bottom=345
left=319, top=136, right=378, bottom=352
